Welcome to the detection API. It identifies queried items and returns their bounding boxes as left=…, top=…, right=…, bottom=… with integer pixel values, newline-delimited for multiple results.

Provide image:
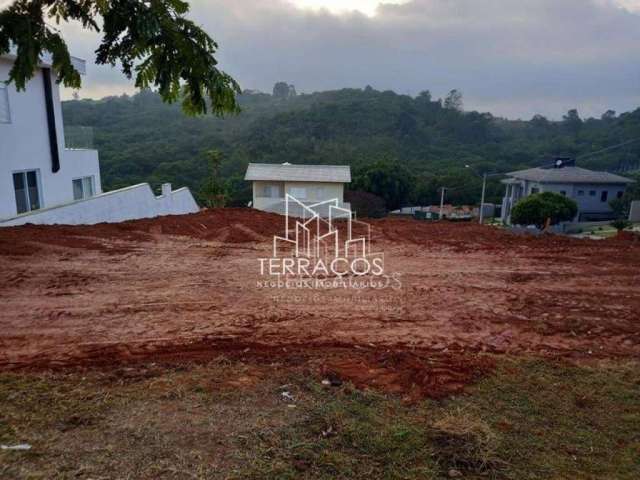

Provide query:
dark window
left=589, top=190, right=596, bottom=196
left=577, top=190, right=585, bottom=196
left=617, top=191, right=624, bottom=199
left=530, top=187, right=539, bottom=194
left=73, top=176, right=95, bottom=201
left=600, top=191, right=608, bottom=202
left=13, top=170, right=41, bottom=214
left=560, top=191, right=566, bottom=196
left=13, top=173, right=28, bottom=214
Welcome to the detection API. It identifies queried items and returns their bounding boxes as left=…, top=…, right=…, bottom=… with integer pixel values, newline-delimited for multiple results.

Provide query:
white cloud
left=46, top=0, right=640, bottom=119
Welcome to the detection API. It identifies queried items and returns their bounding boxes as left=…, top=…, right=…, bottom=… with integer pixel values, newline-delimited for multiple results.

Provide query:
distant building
left=390, top=205, right=478, bottom=220
left=500, top=165, right=634, bottom=224
left=245, top=163, right=351, bottom=217
left=0, top=49, right=198, bottom=227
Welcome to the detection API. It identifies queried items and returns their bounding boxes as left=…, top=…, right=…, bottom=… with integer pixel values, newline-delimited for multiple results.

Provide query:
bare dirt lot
left=1, top=209, right=639, bottom=399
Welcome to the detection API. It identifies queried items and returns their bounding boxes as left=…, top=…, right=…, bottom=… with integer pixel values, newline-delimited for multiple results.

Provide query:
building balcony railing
left=64, top=125, right=94, bottom=150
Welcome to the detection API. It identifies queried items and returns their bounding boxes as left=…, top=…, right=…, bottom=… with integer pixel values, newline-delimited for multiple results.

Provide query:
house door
left=13, top=170, right=41, bottom=214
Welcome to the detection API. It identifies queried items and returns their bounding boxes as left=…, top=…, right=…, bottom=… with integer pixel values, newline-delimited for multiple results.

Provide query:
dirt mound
left=321, top=351, right=494, bottom=402
left=0, top=208, right=285, bottom=256
left=4, top=208, right=635, bottom=256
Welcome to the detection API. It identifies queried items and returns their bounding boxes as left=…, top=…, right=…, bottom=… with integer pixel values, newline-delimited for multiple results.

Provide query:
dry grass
left=0, top=356, right=639, bottom=479
left=430, top=408, right=500, bottom=474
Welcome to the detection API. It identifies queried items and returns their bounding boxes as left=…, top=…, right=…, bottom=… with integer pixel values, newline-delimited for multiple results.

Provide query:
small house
left=244, top=163, right=351, bottom=216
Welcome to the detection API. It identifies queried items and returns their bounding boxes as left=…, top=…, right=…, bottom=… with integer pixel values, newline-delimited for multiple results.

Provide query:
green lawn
left=1, top=357, right=638, bottom=479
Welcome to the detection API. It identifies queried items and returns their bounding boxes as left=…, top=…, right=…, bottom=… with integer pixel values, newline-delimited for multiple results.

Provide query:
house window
left=0, top=84, right=10, bottom=124
left=559, top=191, right=566, bottom=196
left=72, top=176, right=95, bottom=200
left=577, top=190, right=585, bottom=196
left=13, top=170, right=41, bottom=214
left=530, top=187, right=539, bottom=194
left=289, top=187, right=308, bottom=199
left=617, top=191, right=624, bottom=199
left=261, top=184, right=282, bottom=198
left=600, top=190, right=608, bottom=202
left=589, top=190, right=596, bottom=196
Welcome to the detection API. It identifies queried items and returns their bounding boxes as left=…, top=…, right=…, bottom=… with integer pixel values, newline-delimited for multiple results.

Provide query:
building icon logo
left=259, top=194, right=386, bottom=279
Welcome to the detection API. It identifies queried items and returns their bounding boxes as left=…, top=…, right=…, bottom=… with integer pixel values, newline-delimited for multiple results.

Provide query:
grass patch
left=0, top=357, right=638, bottom=479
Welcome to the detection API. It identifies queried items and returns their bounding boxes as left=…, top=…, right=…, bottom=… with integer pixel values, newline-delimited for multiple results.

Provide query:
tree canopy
left=0, top=0, right=240, bottom=115
left=510, top=192, right=578, bottom=228
left=61, top=86, right=640, bottom=210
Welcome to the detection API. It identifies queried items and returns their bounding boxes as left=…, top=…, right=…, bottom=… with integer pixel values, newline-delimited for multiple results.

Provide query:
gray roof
left=505, top=166, right=634, bottom=184
left=245, top=163, right=351, bottom=183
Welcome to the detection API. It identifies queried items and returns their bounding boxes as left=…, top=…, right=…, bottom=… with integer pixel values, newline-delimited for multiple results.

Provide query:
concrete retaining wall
left=0, top=183, right=199, bottom=227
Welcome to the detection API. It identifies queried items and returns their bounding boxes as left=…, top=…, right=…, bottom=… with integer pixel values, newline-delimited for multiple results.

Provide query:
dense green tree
left=0, top=0, right=240, bottom=115
left=199, top=150, right=226, bottom=207
left=61, top=88, right=640, bottom=209
left=444, top=89, right=463, bottom=111
left=351, top=159, right=414, bottom=210
left=563, top=109, right=583, bottom=137
left=272, top=82, right=296, bottom=100
left=510, top=192, right=578, bottom=228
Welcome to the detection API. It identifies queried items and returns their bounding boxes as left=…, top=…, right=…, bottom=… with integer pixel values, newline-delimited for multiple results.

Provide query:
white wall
left=539, top=182, right=625, bottom=213
left=253, top=180, right=345, bottom=212
left=0, top=183, right=199, bottom=226
left=0, top=58, right=102, bottom=220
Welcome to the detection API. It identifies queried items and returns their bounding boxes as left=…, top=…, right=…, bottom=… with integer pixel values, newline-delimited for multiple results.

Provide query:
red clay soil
left=1, top=208, right=639, bottom=399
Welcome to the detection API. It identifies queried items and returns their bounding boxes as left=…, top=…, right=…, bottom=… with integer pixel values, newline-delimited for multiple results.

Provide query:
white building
left=245, top=163, right=351, bottom=217
left=0, top=51, right=198, bottom=227
left=500, top=165, right=634, bottom=224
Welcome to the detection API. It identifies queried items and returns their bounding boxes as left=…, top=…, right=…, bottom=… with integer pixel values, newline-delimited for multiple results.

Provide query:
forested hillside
left=62, top=87, right=640, bottom=209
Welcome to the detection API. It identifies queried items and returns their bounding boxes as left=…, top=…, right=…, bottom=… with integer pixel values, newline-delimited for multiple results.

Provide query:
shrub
left=510, top=192, right=578, bottom=229
left=611, top=218, right=631, bottom=231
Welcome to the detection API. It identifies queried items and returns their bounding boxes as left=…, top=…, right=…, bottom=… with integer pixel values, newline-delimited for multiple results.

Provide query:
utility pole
left=479, top=173, right=487, bottom=225
left=439, top=187, right=446, bottom=220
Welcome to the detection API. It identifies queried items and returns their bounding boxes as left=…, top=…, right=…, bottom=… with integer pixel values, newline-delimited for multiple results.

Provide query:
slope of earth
left=0, top=209, right=639, bottom=398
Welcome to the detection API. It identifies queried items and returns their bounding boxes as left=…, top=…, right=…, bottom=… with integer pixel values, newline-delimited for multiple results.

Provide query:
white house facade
left=500, top=165, right=634, bottom=224
left=245, top=163, right=351, bottom=217
left=0, top=51, right=198, bottom=226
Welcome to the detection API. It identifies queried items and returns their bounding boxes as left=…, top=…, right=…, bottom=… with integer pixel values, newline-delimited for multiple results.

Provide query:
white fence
left=0, top=183, right=199, bottom=227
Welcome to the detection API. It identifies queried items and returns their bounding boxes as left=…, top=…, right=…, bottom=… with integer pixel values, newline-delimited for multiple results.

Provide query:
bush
left=611, top=218, right=631, bottom=231
left=510, top=192, right=578, bottom=229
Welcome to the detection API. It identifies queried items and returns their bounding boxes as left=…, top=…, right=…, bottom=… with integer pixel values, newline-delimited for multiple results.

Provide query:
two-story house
left=0, top=50, right=198, bottom=226
left=501, top=164, right=634, bottom=224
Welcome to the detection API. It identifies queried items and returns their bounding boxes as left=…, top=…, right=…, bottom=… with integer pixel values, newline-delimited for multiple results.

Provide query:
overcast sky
left=8, top=0, right=639, bottom=119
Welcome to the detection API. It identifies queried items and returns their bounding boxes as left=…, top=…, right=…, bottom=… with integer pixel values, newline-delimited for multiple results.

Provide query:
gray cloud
left=56, top=0, right=640, bottom=119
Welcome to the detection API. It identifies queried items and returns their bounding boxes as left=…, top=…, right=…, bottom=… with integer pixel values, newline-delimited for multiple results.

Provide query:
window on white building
left=577, top=190, right=585, bottom=196
left=289, top=187, right=308, bottom=199
left=261, top=184, right=283, bottom=198
left=13, top=170, right=41, bottom=214
left=600, top=190, right=608, bottom=202
left=0, top=84, right=11, bottom=124
left=73, top=176, right=95, bottom=200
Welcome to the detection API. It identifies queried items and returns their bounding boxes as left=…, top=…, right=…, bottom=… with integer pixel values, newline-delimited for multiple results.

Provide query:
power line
left=576, top=137, right=640, bottom=161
